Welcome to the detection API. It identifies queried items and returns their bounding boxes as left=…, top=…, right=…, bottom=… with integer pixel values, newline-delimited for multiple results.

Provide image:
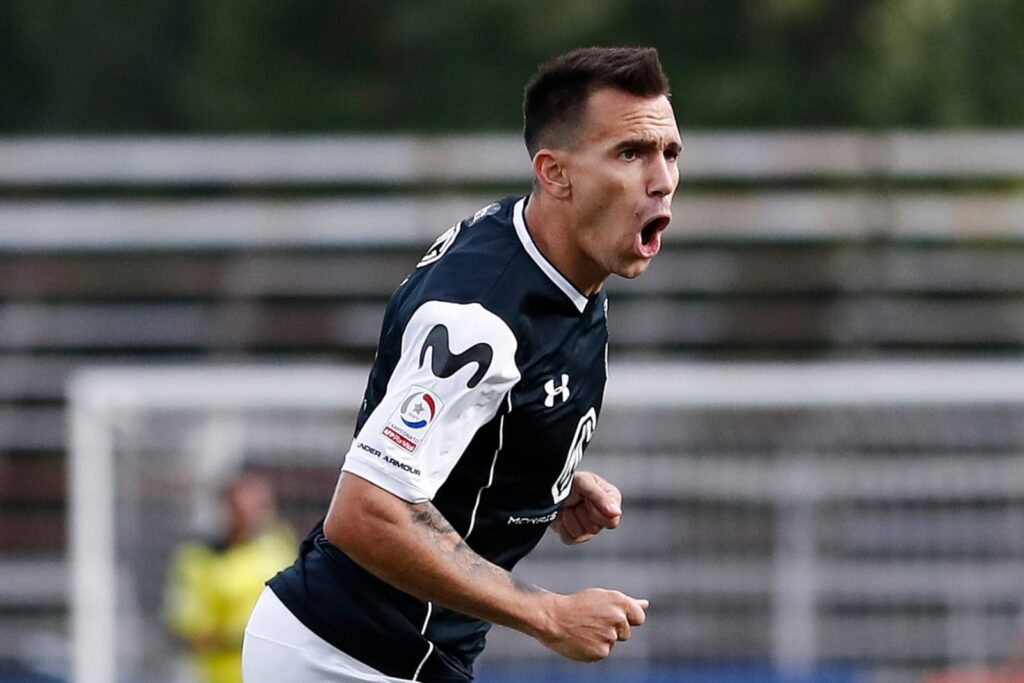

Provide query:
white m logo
left=543, top=374, right=570, bottom=408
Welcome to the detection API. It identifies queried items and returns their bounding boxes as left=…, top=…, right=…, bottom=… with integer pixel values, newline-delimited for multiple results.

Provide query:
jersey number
left=551, top=408, right=597, bottom=503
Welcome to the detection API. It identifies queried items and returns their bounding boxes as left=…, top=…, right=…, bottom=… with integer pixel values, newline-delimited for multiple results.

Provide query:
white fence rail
left=2, top=133, right=1023, bottom=251
left=2, top=192, right=1024, bottom=251
left=5, top=133, right=1024, bottom=185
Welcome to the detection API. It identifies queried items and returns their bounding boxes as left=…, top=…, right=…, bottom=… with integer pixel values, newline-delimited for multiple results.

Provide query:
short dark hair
left=523, top=47, right=670, bottom=157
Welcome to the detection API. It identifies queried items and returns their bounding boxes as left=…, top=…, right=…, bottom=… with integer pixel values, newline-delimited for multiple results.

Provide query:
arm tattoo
left=408, top=503, right=542, bottom=595
left=409, top=506, right=457, bottom=536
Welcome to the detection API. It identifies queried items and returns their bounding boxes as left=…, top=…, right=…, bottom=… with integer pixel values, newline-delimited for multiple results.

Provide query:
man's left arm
left=550, top=471, right=623, bottom=545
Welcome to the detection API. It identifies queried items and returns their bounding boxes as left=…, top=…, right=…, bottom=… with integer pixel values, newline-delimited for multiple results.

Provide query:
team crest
left=383, top=386, right=444, bottom=453
left=552, top=408, right=597, bottom=503
left=416, top=224, right=460, bottom=268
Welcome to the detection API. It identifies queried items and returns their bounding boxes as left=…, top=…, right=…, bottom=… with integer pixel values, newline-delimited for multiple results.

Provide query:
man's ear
left=532, top=149, right=572, bottom=200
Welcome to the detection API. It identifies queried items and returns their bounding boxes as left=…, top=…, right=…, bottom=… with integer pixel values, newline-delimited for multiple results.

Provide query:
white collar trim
left=512, top=198, right=589, bottom=313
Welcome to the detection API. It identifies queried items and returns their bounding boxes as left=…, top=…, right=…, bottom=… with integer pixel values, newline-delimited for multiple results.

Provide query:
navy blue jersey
left=269, top=196, right=608, bottom=682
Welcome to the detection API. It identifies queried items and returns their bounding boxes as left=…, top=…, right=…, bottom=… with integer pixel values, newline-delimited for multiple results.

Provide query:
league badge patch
left=382, top=386, right=444, bottom=453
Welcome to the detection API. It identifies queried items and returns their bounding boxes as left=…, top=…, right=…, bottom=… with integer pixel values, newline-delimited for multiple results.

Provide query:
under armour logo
left=419, top=324, right=493, bottom=388
left=543, top=374, right=571, bottom=407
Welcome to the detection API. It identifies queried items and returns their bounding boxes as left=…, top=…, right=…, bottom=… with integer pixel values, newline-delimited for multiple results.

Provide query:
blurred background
left=2, top=1, right=1024, bottom=683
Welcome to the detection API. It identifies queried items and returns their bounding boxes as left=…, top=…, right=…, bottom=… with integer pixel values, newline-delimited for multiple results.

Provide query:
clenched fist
left=550, top=471, right=623, bottom=544
left=532, top=588, right=648, bottom=661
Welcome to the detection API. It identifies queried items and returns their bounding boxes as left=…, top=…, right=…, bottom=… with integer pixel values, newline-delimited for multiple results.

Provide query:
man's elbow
left=323, top=479, right=409, bottom=560
left=324, top=499, right=376, bottom=556
left=323, top=507, right=358, bottom=553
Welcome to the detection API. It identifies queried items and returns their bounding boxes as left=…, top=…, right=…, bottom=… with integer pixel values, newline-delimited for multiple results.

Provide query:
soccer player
left=242, top=46, right=681, bottom=683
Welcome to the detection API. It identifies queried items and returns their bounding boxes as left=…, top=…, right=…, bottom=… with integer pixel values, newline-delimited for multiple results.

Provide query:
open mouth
left=641, top=216, right=670, bottom=246
left=637, top=215, right=670, bottom=257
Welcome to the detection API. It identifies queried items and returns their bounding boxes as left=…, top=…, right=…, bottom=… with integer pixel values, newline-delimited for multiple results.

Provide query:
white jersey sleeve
left=341, top=300, right=521, bottom=503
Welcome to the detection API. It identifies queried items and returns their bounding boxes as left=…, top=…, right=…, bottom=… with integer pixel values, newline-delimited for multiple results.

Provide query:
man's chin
left=615, top=259, right=653, bottom=280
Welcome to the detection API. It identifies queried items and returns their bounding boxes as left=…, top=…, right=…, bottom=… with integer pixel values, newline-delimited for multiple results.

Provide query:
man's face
left=562, top=88, right=681, bottom=283
left=228, top=476, right=275, bottom=535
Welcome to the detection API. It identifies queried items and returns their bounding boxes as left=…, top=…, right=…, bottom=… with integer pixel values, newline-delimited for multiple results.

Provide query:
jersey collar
left=512, top=197, right=589, bottom=314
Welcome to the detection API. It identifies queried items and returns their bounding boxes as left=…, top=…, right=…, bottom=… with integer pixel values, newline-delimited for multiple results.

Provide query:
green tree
left=1, top=0, right=1022, bottom=132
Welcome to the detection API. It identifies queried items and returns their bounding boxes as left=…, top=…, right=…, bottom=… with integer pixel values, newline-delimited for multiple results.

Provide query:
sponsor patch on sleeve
left=382, top=386, right=444, bottom=453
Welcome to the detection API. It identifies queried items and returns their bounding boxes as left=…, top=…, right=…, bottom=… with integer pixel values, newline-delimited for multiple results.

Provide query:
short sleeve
left=341, top=300, right=520, bottom=502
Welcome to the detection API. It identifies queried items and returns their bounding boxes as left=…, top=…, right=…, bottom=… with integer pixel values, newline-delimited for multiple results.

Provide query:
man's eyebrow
left=613, top=137, right=683, bottom=154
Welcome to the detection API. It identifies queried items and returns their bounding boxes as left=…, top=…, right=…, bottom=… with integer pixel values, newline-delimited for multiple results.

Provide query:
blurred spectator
left=164, top=472, right=296, bottom=683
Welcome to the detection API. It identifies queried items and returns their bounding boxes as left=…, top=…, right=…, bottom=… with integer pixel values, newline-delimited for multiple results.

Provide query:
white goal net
left=68, top=362, right=1024, bottom=683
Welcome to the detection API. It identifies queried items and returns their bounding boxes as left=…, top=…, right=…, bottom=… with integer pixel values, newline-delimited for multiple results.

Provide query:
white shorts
left=242, top=587, right=416, bottom=683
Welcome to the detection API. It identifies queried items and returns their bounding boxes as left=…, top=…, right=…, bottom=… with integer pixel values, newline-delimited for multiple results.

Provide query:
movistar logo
left=508, top=511, right=559, bottom=525
left=419, top=324, right=493, bottom=388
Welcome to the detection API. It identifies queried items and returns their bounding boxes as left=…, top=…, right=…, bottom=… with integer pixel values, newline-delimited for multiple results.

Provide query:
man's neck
left=523, top=192, right=606, bottom=296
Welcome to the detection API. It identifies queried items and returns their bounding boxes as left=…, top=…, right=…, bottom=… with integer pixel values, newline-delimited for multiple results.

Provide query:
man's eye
left=665, top=150, right=680, bottom=162
left=620, top=149, right=637, bottom=161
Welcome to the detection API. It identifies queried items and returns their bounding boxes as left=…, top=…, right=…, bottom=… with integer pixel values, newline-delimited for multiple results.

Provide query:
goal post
left=68, top=365, right=366, bottom=683
left=68, top=361, right=1024, bottom=683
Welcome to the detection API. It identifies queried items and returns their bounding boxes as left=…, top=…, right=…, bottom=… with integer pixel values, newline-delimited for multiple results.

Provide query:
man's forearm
left=401, top=503, right=549, bottom=626
left=324, top=473, right=553, bottom=639
left=325, top=471, right=649, bottom=663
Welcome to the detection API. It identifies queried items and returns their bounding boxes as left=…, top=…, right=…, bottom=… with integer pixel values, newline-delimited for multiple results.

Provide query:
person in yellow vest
left=165, top=472, right=296, bottom=683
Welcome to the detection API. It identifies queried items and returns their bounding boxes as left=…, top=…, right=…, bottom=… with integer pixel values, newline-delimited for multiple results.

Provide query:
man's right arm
left=323, top=471, right=648, bottom=662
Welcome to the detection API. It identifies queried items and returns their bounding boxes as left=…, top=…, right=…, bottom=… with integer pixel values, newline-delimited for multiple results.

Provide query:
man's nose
left=647, top=154, right=677, bottom=198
